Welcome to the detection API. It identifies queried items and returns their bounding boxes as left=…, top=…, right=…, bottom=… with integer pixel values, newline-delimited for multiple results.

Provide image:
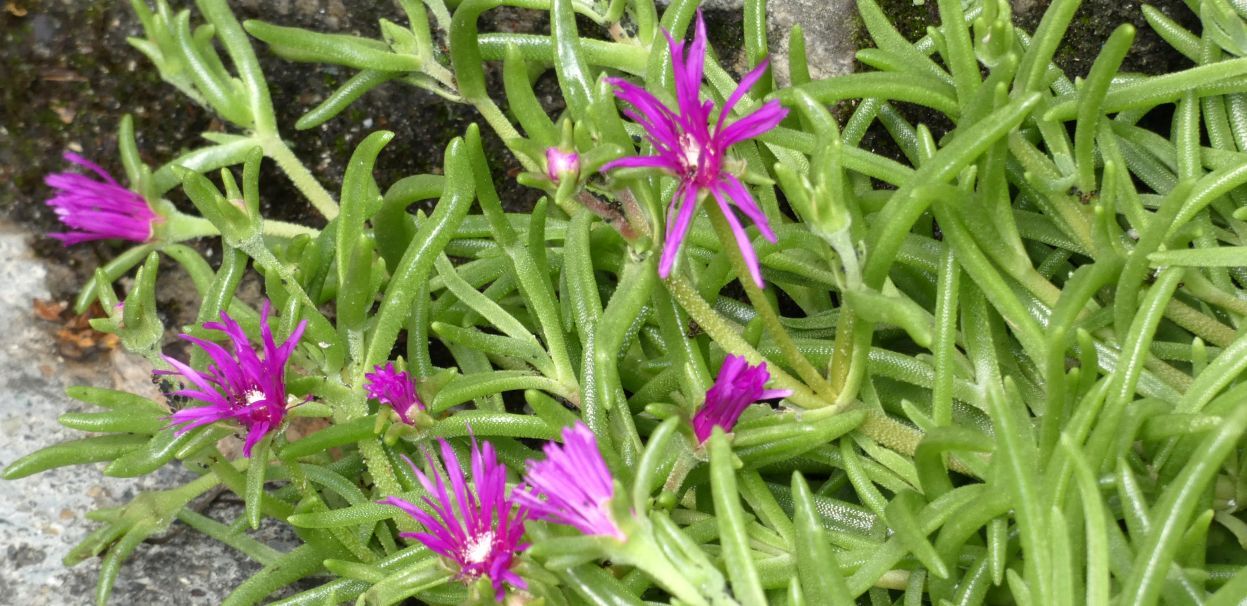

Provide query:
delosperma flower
left=364, top=363, right=423, bottom=424
left=516, top=422, right=624, bottom=540
left=381, top=436, right=528, bottom=598
left=602, top=10, right=788, bottom=287
left=545, top=147, right=580, bottom=183
left=162, top=302, right=306, bottom=457
left=45, top=152, right=160, bottom=246
left=692, top=355, right=793, bottom=443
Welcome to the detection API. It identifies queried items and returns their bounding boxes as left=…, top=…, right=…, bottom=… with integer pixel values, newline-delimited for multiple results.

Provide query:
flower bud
left=545, top=147, right=580, bottom=183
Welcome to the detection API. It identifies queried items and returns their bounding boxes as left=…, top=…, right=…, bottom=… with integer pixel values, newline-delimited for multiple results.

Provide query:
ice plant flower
left=692, top=355, right=792, bottom=443
left=380, top=436, right=528, bottom=598
left=162, top=302, right=306, bottom=457
left=602, top=11, right=788, bottom=287
left=44, top=152, right=160, bottom=245
left=364, top=363, right=423, bottom=424
left=516, top=422, right=624, bottom=540
left=545, top=147, right=580, bottom=183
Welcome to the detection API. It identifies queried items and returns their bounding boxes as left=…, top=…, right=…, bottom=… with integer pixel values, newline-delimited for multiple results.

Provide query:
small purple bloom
left=45, top=152, right=160, bottom=246
left=364, top=363, right=423, bottom=424
left=516, top=422, right=624, bottom=540
left=381, top=436, right=528, bottom=598
left=602, top=11, right=788, bottom=287
left=162, top=301, right=306, bottom=457
left=545, top=147, right=580, bottom=183
left=692, top=355, right=792, bottom=443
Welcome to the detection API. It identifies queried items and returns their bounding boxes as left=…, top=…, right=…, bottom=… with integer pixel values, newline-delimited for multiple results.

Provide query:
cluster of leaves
left=6, top=0, right=1247, bottom=604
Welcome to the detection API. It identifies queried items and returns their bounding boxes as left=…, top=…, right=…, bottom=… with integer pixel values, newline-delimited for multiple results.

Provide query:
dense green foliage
left=7, top=0, right=1247, bottom=604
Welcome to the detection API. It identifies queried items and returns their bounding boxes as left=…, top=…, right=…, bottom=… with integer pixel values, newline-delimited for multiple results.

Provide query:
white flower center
left=679, top=134, right=702, bottom=172
left=243, top=389, right=266, bottom=406
left=551, top=154, right=575, bottom=173
left=463, top=531, right=494, bottom=565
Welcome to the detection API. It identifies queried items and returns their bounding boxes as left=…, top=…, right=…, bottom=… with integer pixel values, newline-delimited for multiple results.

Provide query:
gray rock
left=660, top=0, right=861, bottom=84
left=765, top=0, right=858, bottom=84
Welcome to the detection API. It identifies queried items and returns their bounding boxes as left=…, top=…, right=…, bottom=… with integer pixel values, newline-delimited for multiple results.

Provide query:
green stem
left=357, top=436, right=418, bottom=535
left=176, top=508, right=283, bottom=565
left=263, top=220, right=321, bottom=239
left=661, top=281, right=935, bottom=474
left=663, top=449, right=697, bottom=495
left=165, top=213, right=219, bottom=242
left=257, top=135, right=339, bottom=220
left=827, top=305, right=860, bottom=399
left=665, top=274, right=824, bottom=409
left=704, top=203, right=837, bottom=400
left=471, top=97, right=539, bottom=173
left=166, top=215, right=318, bottom=241
left=169, top=464, right=229, bottom=504
left=619, top=532, right=713, bottom=606
left=423, top=61, right=457, bottom=91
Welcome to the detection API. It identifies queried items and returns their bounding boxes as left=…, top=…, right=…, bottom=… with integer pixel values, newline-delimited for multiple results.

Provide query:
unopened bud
left=545, top=147, right=580, bottom=183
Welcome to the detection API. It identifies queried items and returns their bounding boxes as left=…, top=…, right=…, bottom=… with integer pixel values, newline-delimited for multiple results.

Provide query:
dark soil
left=848, top=0, right=1199, bottom=172
left=1, top=0, right=1196, bottom=300
left=0, top=0, right=553, bottom=295
left=1014, top=0, right=1200, bottom=78
left=870, top=0, right=1200, bottom=78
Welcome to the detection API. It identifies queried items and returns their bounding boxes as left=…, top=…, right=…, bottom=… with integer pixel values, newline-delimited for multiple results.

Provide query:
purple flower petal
left=364, top=363, right=423, bottom=424
left=717, top=100, right=789, bottom=150
left=515, top=422, right=623, bottom=540
left=381, top=436, right=528, bottom=599
left=601, top=10, right=786, bottom=287
left=163, top=303, right=300, bottom=458
left=718, top=174, right=779, bottom=243
left=715, top=59, right=773, bottom=134
left=658, top=185, right=700, bottom=279
left=710, top=188, right=765, bottom=288
left=692, top=355, right=790, bottom=442
left=601, top=154, right=680, bottom=174
left=63, top=152, right=120, bottom=185
left=608, top=78, right=684, bottom=146
left=545, top=148, right=581, bottom=182
left=43, top=152, right=159, bottom=246
left=672, top=13, right=708, bottom=129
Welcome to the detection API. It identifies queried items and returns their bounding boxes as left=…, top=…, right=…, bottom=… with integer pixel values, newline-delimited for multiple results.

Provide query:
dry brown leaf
left=34, top=300, right=120, bottom=359
left=32, top=298, right=67, bottom=321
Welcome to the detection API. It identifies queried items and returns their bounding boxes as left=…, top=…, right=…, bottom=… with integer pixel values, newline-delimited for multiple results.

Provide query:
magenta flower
left=364, top=363, right=423, bottom=424
left=162, top=302, right=306, bottom=457
left=602, top=11, right=788, bottom=287
left=545, top=147, right=580, bottom=183
left=516, top=422, right=624, bottom=540
left=692, top=355, right=792, bottom=443
left=381, top=436, right=528, bottom=598
left=45, top=152, right=160, bottom=246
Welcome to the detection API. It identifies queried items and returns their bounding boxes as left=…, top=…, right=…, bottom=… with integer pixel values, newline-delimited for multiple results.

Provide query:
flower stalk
left=703, top=201, right=838, bottom=401
left=255, top=134, right=340, bottom=220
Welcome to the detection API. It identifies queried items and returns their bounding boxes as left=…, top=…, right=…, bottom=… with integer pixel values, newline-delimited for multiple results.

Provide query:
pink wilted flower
left=545, top=147, right=580, bottom=183
left=364, top=363, right=423, bottom=424
left=692, top=355, right=792, bottom=443
left=45, top=152, right=160, bottom=245
left=381, top=436, right=528, bottom=598
left=601, top=11, right=788, bottom=287
left=162, top=302, right=305, bottom=457
left=516, top=422, right=624, bottom=540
